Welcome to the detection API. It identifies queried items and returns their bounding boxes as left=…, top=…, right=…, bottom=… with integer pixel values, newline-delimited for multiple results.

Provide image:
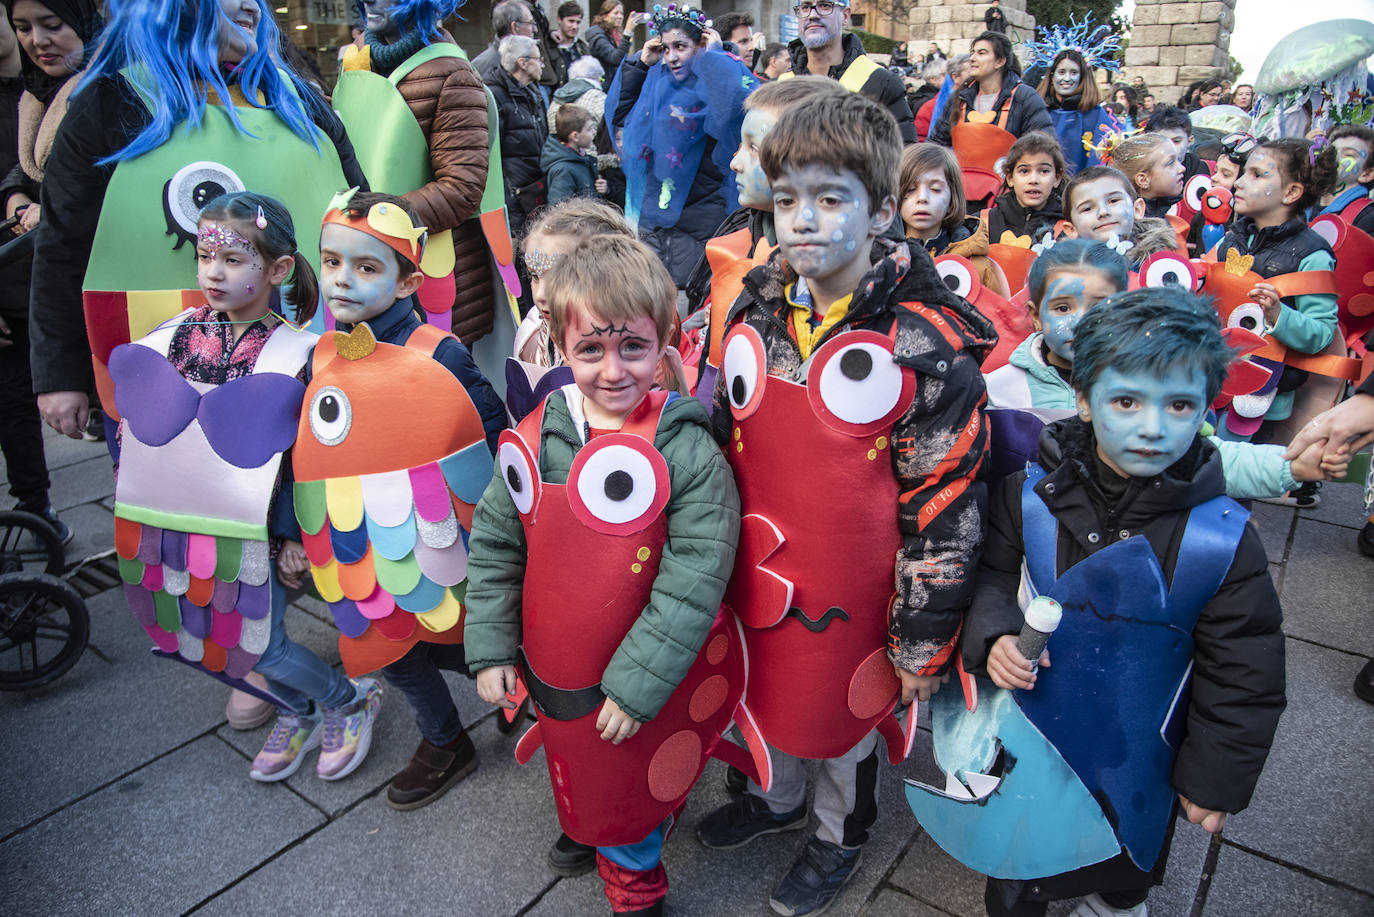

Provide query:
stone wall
left=907, top=0, right=1036, bottom=59
left=1122, top=0, right=1235, bottom=107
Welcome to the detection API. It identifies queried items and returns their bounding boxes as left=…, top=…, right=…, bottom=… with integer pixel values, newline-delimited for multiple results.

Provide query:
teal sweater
left=985, top=333, right=1299, bottom=499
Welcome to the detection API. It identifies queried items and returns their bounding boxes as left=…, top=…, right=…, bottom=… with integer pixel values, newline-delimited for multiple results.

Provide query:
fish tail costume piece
left=905, top=463, right=1249, bottom=879
left=111, top=311, right=315, bottom=703
left=333, top=1, right=522, bottom=330
left=290, top=193, right=493, bottom=678
left=82, top=71, right=347, bottom=429
left=494, top=390, right=758, bottom=847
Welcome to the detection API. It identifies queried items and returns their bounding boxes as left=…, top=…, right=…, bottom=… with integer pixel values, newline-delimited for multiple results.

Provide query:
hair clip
left=255, top=205, right=268, bottom=230
left=1031, top=231, right=1057, bottom=256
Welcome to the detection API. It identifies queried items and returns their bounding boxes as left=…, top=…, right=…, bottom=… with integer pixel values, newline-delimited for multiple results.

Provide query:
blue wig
left=1070, top=287, right=1234, bottom=402
left=81, top=0, right=323, bottom=163
left=383, top=0, right=466, bottom=44
left=1027, top=239, right=1129, bottom=307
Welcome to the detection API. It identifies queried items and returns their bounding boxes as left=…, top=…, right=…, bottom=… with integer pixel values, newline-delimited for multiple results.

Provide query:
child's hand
left=987, top=634, right=1048, bottom=691
left=1178, top=795, right=1228, bottom=833
left=276, top=540, right=310, bottom=589
left=476, top=665, right=519, bottom=707
left=595, top=697, right=642, bottom=744
left=1289, top=438, right=1332, bottom=481
left=1248, top=281, right=1282, bottom=326
left=895, top=666, right=949, bottom=705
left=595, top=177, right=609, bottom=195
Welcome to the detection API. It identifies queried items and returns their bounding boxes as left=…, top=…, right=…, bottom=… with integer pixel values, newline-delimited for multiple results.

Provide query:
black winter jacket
left=1218, top=215, right=1334, bottom=280
left=785, top=33, right=917, bottom=143
left=0, top=74, right=26, bottom=322
left=985, top=188, right=1062, bottom=243
left=929, top=70, right=1053, bottom=148
left=487, top=66, right=549, bottom=192
left=28, top=73, right=367, bottom=395
left=583, top=24, right=630, bottom=87
left=965, top=418, right=1286, bottom=815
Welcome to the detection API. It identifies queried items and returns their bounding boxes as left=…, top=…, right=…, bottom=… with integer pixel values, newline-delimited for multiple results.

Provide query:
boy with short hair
left=1314, top=124, right=1374, bottom=234
left=313, top=189, right=509, bottom=810
left=1143, top=105, right=1209, bottom=182
left=1060, top=164, right=1181, bottom=265
left=466, top=233, right=741, bottom=917
left=954, top=287, right=1285, bottom=917
left=542, top=103, right=607, bottom=204
left=698, top=92, right=994, bottom=917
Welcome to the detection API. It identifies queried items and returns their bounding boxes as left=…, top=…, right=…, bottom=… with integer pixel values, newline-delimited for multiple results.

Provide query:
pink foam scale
left=141, top=563, right=164, bottom=592
left=210, top=578, right=239, bottom=613
left=409, top=462, right=451, bottom=523
left=413, top=537, right=468, bottom=587
left=356, top=585, right=396, bottom=620
left=360, top=469, right=414, bottom=528
left=223, top=646, right=257, bottom=679
left=143, top=622, right=179, bottom=653
left=186, top=534, right=217, bottom=580
left=210, top=609, right=242, bottom=648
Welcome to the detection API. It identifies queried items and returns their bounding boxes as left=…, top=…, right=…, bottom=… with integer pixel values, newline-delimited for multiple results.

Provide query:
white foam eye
left=807, top=332, right=913, bottom=434
left=722, top=324, right=767, bottom=419
left=165, top=160, right=246, bottom=238
left=1310, top=215, right=1342, bottom=249
left=497, top=432, right=540, bottom=517
left=308, top=386, right=351, bottom=446
left=1140, top=252, right=1197, bottom=292
left=568, top=437, right=669, bottom=535
left=935, top=255, right=977, bottom=299
left=1183, top=174, right=1212, bottom=212
left=993, top=156, right=1007, bottom=179
left=1228, top=302, right=1267, bottom=335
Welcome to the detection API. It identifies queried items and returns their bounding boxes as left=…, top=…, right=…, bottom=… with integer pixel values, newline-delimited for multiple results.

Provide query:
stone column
left=908, top=0, right=1036, bottom=60
left=1123, top=0, right=1235, bottom=107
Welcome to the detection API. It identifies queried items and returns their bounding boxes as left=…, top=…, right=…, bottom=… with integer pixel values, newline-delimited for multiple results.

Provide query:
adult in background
left=0, top=0, right=97, bottom=540
left=1228, top=82, right=1254, bottom=113
left=29, top=0, right=365, bottom=441
left=1112, top=84, right=1138, bottom=130
left=1191, top=77, right=1223, bottom=110
left=984, top=0, right=1005, bottom=34
left=780, top=0, right=916, bottom=142
left=716, top=9, right=762, bottom=70
left=925, top=41, right=946, bottom=64
left=549, top=0, right=588, bottom=80
left=583, top=0, right=642, bottom=87
left=909, top=57, right=944, bottom=139
left=471, top=0, right=536, bottom=83
left=757, top=41, right=788, bottom=80
left=489, top=34, right=548, bottom=235
left=608, top=2, right=756, bottom=285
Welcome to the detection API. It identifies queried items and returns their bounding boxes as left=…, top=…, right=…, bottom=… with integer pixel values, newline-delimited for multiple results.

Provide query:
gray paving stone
left=0, top=589, right=228, bottom=838
left=58, top=501, right=116, bottom=567
left=1247, top=501, right=1294, bottom=564
left=1222, top=639, right=1374, bottom=895
left=0, top=735, right=323, bottom=917
left=1204, top=844, right=1373, bottom=916
left=47, top=456, right=114, bottom=513
left=38, top=427, right=111, bottom=473
left=863, top=887, right=958, bottom=917
left=195, top=717, right=561, bottom=917
left=1298, top=480, right=1368, bottom=531
left=1277, top=519, right=1374, bottom=651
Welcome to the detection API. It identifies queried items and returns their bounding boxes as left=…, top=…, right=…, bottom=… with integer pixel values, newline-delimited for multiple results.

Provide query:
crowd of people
left=2, top=1, right=1373, bottom=916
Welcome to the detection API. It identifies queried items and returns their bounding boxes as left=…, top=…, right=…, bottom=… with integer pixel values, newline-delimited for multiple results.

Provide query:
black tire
left=0, top=510, right=65, bottom=575
left=0, top=572, right=90, bottom=690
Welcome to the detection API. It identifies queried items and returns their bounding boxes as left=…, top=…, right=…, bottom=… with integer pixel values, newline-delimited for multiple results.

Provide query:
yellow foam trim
left=312, top=559, right=344, bottom=603
left=126, top=290, right=193, bottom=342
left=416, top=589, right=463, bottom=633
left=324, top=475, right=365, bottom=532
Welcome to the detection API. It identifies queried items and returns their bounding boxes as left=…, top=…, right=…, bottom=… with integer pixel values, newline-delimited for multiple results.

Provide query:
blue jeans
left=382, top=641, right=470, bottom=745
left=253, top=574, right=355, bottom=715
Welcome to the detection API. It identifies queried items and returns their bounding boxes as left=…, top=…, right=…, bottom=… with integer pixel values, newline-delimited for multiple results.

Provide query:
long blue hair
left=381, top=0, right=466, bottom=44
left=81, top=0, right=323, bottom=163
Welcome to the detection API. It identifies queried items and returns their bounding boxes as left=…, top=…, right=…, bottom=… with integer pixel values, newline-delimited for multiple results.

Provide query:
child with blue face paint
left=1312, top=124, right=1374, bottom=235
left=984, top=240, right=1326, bottom=500
left=965, top=286, right=1286, bottom=917
left=1060, top=165, right=1182, bottom=267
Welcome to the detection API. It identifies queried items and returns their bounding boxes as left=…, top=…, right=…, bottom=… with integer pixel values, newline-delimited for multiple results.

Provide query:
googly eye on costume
left=1227, top=302, right=1267, bottom=336
left=567, top=436, right=670, bottom=535
left=934, top=254, right=978, bottom=299
left=807, top=331, right=915, bottom=435
left=308, top=386, right=352, bottom=446
left=1139, top=252, right=1199, bottom=292
left=1183, top=173, right=1212, bottom=213
left=722, top=324, right=768, bottom=420
left=163, top=160, right=246, bottom=248
left=497, top=431, right=541, bottom=519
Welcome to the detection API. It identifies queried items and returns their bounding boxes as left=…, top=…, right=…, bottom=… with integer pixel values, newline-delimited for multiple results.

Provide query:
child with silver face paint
left=983, top=239, right=1325, bottom=500
left=1060, top=165, right=1182, bottom=267
left=965, top=286, right=1286, bottom=917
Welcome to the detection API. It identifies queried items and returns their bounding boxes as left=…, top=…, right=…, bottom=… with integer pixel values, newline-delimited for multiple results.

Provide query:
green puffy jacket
left=464, top=388, right=741, bottom=722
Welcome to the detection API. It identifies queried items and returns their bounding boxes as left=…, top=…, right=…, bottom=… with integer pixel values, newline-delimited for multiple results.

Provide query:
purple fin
left=161, top=529, right=189, bottom=572
left=223, top=646, right=260, bottom=679
left=124, top=583, right=156, bottom=628
left=210, top=577, right=239, bottom=613
left=235, top=580, right=270, bottom=621
left=330, top=599, right=371, bottom=638
left=179, top=597, right=212, bottom=639
left=136, top=523, right=162, bottom=565
left=198, top=373, right=306, bottom=469
left=110, top=344, right=200, bottom=446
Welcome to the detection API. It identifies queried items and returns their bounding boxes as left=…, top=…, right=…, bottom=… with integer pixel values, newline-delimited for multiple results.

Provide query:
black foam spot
left=840, top=348, right=872, bottom=381
left=731, top=375, right=747, bottom=406
left=506, top=464, right=523, bottom=493
left=193, top=180, right=227, bottom=209
left=943, top=274, right=960, bottom=291
left=1240, top=315, right=1258, bottom=331
left=318, top=395, right=339, bottom=424
left=604, top=470, right=633, bottom=502
left=1162, top=271, right=1179, bottom=286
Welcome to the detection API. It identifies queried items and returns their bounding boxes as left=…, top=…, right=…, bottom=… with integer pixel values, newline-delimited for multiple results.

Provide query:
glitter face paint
left=1080, top=365, right=1208, bottom=478
left=522, top=229, right=578, bottom=320
left=1068, top=176, right=1141, bottom=242
left=196, top=220, right=272, bottom=324
left=773, top=163, right=885, bottom=300
left=319, top=222, right=408, bottom=325
left=900, top=166, right=952, bottom=241
left=1232, top=148, right=1287, bottom=221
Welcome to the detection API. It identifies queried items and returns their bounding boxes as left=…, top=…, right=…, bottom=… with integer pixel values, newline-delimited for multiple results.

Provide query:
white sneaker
left=1070, top=893, right=1148, bottom=917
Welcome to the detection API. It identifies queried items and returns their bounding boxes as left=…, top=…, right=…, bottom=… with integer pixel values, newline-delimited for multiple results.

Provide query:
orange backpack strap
left=1272, top=270, right=1338, bottom=299
left=405, top=322, right=454, bottom=357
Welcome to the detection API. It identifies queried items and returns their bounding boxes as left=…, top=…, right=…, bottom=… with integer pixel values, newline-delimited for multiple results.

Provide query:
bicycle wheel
left=0, top=510, right=65, bottom=575
left=0, top=572, right=90, bottom=690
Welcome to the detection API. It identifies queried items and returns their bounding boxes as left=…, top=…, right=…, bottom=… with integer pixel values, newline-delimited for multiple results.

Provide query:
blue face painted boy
left=1076, top=364, right=1208, bottom=478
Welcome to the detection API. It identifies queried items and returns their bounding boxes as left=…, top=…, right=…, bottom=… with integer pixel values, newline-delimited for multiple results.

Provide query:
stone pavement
left=2, top=425, right=1372, bottom=917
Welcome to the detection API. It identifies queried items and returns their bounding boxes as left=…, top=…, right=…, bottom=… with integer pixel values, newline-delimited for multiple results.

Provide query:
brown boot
left=385, top=733, right=477, bottom=811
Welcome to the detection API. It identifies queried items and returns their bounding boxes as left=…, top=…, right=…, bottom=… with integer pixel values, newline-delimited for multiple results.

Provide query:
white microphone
left=1017, top=595, right=1062, bottom=672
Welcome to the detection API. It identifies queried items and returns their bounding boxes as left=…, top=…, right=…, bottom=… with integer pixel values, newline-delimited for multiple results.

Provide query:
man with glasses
left=472, top=0, right=541, bottom=83
left=776, top=0, right=917, bottom=142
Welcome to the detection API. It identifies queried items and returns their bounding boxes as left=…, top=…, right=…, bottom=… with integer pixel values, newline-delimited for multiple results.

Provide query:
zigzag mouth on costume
left=906, top=742, right=1009, bottom=803
left=785, top=605, right=849, bottom=632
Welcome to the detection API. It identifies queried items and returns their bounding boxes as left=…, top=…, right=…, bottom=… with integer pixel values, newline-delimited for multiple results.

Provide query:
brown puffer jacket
left=395, top=38, right=497, bottom=342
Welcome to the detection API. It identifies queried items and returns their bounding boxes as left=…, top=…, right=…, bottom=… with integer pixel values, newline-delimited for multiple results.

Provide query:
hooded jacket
left=540, top=134, right=598, bottom=203
left=715, top=237, right=997, bottom=673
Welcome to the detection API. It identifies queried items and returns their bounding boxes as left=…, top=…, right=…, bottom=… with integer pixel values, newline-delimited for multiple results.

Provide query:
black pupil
left=604, top=470, right=633, bottom=502
left=942, top=274, right=961, bottom=291
left=193, top=180, right=227, bottom=209
left=731, top=375, right=746, bottom=406
left=1240, top=315, right=1258, bottom=330
left=318, top=395, right=339, bottom=423
left=1161, top=271, right=1179, bottom=286
left=840, top=348, right=872, bottom=381
left=506, top=464, right=523, bottom=493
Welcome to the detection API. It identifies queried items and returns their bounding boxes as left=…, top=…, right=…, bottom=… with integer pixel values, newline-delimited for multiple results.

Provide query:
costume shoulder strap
left=514, top=395, right=550, bottom=463
left=896, top=301, right=969, bottom=353
left=618, top=390, right=673, bottom=442
left=1020, top=464, right=1057, bottom=595
left=838, top=55, right=880, bottom=93
left=1341, top=196, right=1371, bottom=222
left=388, top=42, right=467, bottom=86
left=405, top=322, right=455, bottom=357
left=1168, top=495, right=1248, bottom=630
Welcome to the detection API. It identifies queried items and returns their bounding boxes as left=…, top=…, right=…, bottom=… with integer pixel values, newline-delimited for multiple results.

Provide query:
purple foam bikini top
left=110, top=342, right=306, bottom=470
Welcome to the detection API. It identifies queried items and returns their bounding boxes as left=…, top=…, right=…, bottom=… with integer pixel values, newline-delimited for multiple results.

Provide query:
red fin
left=514, top=720, right=543, bottom=765
left=729, top=702, right=774, bottom=793
left=876, top=706, right=917, bottom=765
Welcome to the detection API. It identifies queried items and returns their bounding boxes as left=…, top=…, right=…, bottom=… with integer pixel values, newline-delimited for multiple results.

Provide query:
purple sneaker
left=316, top=678, right=382, bottom=781
left=249, top=711, right=322, bottom=782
